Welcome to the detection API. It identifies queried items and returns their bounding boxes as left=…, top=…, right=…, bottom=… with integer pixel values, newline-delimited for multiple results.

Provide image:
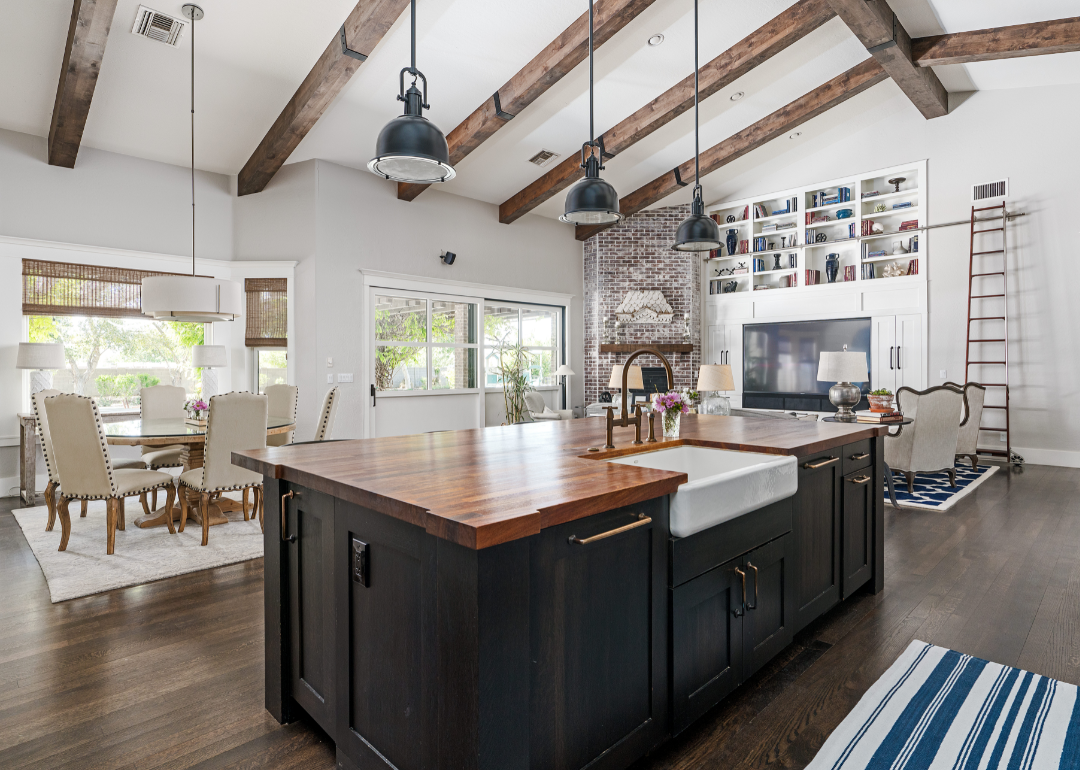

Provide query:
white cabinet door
left=895, top=313, right=924, bottom=391
left=707, top=323, right=742, bottom=392
left=870, top=316, right=897, bottom=393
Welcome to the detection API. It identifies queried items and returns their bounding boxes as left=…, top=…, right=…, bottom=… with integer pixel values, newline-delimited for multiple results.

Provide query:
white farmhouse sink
left=608, top=446, right=798, bottom=537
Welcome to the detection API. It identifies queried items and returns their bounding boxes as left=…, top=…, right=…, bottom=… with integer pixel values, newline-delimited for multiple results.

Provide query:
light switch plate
left=327, top=357, right=333, bottom=368
left=338, top=373, right=353, bottom=383
left=940, top=370, right=947, bottom=379
left=327, top=374, right=334, bottom=384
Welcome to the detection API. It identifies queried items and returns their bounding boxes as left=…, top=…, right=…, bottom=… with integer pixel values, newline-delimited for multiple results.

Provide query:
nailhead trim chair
left=31, top=389, right=62, bottom=531
left=137, top=385, right=187, bottom=514
left=265, top=384, right=297, bottom=447
left=43, top=393, right=178, bottom=555
left=314, top=387, right=339, bottom=442
left=178, top=391, right=268, bottom=546
left=884, top=386, right=965, bottom=494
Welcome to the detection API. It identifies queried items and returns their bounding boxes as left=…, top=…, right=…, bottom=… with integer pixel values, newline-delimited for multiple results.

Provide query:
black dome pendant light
left=673, top=0, right=721, bottom=251
left=560, top=0, right=622, bottom=225
left=368, top=0, right=455, bottom=183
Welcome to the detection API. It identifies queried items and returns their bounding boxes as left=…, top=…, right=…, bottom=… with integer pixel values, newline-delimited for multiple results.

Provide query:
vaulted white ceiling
left=2, top=0, right=1079, bottom=220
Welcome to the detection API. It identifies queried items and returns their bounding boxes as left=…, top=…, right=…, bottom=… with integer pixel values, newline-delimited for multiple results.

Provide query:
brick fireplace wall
left=583, top=203, right=701, bottom=405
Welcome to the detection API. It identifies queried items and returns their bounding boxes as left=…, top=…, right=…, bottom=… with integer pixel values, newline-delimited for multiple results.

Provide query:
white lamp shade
left=192, top=344, right=228, bottom=368
left=16, top=342, right=65, bottom=369
left=817, top=350, right=868, bottom=383
left=697, top=364, right=734, bottom=392
left=141, top=276, right=243, bottom=323
left=555, top=364, right=575, bottom=377
left=608, top=364, right=644, bottom=390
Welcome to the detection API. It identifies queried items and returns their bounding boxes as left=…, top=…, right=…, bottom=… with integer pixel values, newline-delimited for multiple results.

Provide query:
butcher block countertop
left=233, top=414, right=887, bottom=550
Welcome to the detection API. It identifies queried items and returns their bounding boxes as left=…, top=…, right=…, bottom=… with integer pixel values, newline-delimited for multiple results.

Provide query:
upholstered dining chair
left=43, top=394, right=177, bottom=554
left=314, top=387, right=340, bottom=441
left=885, top=386, right=964, bottom=494
left=946, top=382, right=986, bottom=470
left=265, top=384, right=297, bottom=446
left=178, top=392, right=268, bottom=546
left=139, top=384, right=187, bottom=513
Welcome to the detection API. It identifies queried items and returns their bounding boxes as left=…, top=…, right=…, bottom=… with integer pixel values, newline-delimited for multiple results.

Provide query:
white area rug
left=13, top=494, right=263, bottom=603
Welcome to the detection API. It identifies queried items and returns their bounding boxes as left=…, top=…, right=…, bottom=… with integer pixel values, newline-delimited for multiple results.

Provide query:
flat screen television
left=742, top=318, right=871, bottom=411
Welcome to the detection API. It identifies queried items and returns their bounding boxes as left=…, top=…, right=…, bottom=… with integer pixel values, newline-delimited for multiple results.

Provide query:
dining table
left=103, top=416, right=295, bottom=530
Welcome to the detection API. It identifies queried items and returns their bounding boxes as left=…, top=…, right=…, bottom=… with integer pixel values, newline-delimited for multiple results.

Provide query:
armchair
left=524, top=392, right=572, bottom=421
left=885, top=386, right=964, bottom=493
left=945, top=382, right=986, bottom=469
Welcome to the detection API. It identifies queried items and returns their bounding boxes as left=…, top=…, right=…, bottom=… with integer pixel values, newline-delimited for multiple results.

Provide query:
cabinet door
left=531, top=501, right=668, bottom=770
left=870, top=315, right=897, bottom=394
left=742, top=534, right=794, bottom=679
left=671, top=558, right=744, bottom=734
left=842, top=469, right=874, bottom=598
left=791, top=454, right=842, bottom=634
left=285, top=484, right=337, bottom=733
left=896, top=313, right=924, bottom=391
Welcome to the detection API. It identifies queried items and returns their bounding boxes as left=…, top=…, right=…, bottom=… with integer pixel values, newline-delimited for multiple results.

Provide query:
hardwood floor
left=1, top=462, right=1076, bottom=769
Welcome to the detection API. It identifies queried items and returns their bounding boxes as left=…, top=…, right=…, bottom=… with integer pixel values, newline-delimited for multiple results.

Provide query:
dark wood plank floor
left=1, top=462, right=1076, bottom=769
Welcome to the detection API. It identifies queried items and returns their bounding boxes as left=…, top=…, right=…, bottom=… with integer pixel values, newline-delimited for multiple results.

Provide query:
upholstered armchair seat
left=178, top=466, right=262, bottom=495
left=524, top=392, right=572, bottom=421
left=142, top=446, right=185, bottom=469
left=113, top=458, right=150, bottom=470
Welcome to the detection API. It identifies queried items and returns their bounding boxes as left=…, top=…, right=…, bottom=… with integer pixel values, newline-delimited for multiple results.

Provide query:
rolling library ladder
left=965, top=202, right=1023, bottom=465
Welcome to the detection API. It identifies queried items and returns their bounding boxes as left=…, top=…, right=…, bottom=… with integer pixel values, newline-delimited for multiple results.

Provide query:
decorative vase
left=663, top=410, right=681, bottom=439
left=825, top=254, right=840, bottom=283
left=726, top=229, right=738, bottom=257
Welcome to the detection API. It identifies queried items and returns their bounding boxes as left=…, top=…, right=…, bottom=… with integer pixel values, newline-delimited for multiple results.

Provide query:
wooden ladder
left=965, top=202, right=1022, bottom=465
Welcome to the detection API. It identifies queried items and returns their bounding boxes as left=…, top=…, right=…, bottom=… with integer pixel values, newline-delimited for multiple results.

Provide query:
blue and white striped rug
left=887, top=462, right=998, bottom=511
left=808, top=641, right=1080, bottom=769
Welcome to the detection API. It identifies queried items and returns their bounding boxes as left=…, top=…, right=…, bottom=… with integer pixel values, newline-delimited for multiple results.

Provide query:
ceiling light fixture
left=141, top=4, right=242, bottom=324
left=648, top=33, right=665, bottom=46
left=560, top=0, right=622, bottom=226
left=730, top=91, right=745, bottom=102
left=672, top=0, right=720, bottom=252
left=367, top=0, right=454, bottom=184
left=789, top=132, right=802, bottom=139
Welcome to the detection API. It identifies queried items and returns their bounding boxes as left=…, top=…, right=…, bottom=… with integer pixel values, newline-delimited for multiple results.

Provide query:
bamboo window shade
left=245, top=278, right=287, bottom=347
left=22, top=258, right=202, bottom=319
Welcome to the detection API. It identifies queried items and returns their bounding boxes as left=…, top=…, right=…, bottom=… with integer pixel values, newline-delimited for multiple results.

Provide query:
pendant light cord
left=190, top=13, right=196, bottom=277
left=411, top=0, right=417, bottom=71
left=693, top=0, right=699, bottom=187
left=589, top=0, right=594, bottom=145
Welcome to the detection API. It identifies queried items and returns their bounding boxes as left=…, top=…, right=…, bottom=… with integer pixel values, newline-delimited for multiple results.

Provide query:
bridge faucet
left=604, top=346, right=675, bottom=449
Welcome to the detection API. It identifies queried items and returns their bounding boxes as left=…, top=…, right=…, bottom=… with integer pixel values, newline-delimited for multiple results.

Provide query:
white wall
left=234, top=159, right=585, bottom=441
left=704, top=82, right=1080, bottom=465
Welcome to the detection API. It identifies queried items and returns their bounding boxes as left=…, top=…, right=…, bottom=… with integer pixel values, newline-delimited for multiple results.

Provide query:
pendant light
left=142, top=4, right=242, bottom=323
left=672, top=0, right=721, bottom=251
left=368, top=0, right=455, bottom=183
left=560, top=0, right=622, bottom=225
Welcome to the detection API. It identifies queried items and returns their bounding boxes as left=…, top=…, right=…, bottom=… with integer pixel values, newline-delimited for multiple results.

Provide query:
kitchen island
left=234, top=414, right=888, bottom=770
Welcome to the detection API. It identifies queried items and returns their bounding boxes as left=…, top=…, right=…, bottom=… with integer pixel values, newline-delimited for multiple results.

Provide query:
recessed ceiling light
left=730, top=91, right=745, bottom=102
left=789, top=132, right=802, bottom=139
left=648, top=33, right=664, bottom=46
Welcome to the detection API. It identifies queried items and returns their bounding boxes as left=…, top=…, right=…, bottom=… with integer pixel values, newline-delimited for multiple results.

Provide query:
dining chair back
left=32, top=389, right=63, bottom=531
left=314, top=387, right=339, bottom=441
left=265, top=384, right=297, bottom=446
left=139, top=384, right=187, bottom=459
left=43, top=393, right=115, bottom=499
left=202, top=392, right=268, bottom=490
left=885, top=386, right=964, bottom=493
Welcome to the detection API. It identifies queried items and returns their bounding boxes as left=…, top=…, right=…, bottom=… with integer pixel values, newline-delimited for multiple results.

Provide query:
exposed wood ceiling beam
left=824, top=0, right=947, bottom=119
left=912, top=17, right=1080, bottom=67
left=396, top=0, right=658, bottom=203
left=237, top=0, right=410, bottom=197
left=48, top=0, right=120, bottom=168
left=575, top=58, right=887, bottom=241
left=498, top=0, right=836, bottom=226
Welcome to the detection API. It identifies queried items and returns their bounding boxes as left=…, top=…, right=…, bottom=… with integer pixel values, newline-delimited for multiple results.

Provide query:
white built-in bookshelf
left=705, top=161, right=927, bottom=298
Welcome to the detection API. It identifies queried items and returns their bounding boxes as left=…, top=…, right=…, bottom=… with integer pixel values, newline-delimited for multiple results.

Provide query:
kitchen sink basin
left=608, top=446, right=798, bottom=537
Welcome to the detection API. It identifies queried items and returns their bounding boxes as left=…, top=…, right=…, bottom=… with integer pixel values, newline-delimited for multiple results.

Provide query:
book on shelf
left=907, top=259, right=919, bottom=275
left=732, top=267, right=749, bottom=275
left=899, top=220, right=919, bottom=232
left=862, top=190, right=879, bottom=199
left=804, top=269, right=820, bottom=286
left=861, top=219, right=876, bottom=236
left=739, top=240, right=749, bottom=254
left=847, top=222, right=856, bottom=239
left=742, top=205, right=749, bottom=221
left=910, top=235, right=918, bottom=253
left=788, top=253, right=798, bottom=268
left=753, top=258, right=766, bottom=272
left=892, top=201, right=913, bottom=209
left=862, top=263, right=876, bottom=280
left=844, top=265, right=855, bottom=282
left=762, top=223, right=778, bottom=233
left=867, top=250, right=887, bottom=259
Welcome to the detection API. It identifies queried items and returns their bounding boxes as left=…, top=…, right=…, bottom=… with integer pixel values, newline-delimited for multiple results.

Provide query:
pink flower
left=653, top=391, right=690, bottom=415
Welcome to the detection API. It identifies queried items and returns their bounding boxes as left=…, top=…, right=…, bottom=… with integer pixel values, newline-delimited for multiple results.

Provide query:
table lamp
left=817, top=345, right=868, bottom=422
left=608, top=363, right=643, bottom=407
left=17, top=343, right=65, bottom=394
left=192, top=344, right=228, bottom=398
left=697, top=364, right=735, bottom=416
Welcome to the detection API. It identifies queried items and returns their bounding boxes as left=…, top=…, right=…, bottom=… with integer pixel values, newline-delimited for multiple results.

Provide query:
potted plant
left=493, top=343, right=534, bottom=425
left=867, top=388, right=894, bottom=413
left=653, top=391, right=691, bottom=438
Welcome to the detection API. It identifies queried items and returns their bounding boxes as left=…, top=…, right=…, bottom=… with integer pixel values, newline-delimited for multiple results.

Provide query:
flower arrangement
left=185, top=399, right=209, bottom=418
left=652, top=391, right=691, bottom=438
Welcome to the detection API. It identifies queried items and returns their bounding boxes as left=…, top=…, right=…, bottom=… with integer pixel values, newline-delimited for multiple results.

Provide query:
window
left=255, top=348, right=288, bottom=394
left=483, top=303, right=562, bottom=389
left=373, top=294, right=478, bottom=392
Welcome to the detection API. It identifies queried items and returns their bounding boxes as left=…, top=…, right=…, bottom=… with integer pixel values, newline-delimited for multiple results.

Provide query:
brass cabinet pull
left=568, top=513, right=651, bottom=545
left=281, top=490, right=297, bottom=543
left=734, top=567, right=747, bottom=617
left=849, top=474, right=872, bottom=485
left=746, top=563, right=759, bottom=610
left=802, top=456, right=838, bottom=469
left=849, top=452, right=870, bottom=460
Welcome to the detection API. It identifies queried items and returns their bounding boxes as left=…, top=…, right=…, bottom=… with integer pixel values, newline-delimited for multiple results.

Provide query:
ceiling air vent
left=528, top=149, right=561, bottom=168
left=972, top=178, right=1008, bottom=202
left=131, top=5, right=187, bottom=46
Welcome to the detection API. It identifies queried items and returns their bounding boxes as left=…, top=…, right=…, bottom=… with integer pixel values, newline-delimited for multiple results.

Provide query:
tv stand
left=741, top=392, right=869, bottom=413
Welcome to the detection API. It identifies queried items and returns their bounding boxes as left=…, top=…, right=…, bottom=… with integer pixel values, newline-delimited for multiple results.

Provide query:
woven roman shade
left=245, top=278, right=287, bottom=347
left=22, top=259, right=197, bottom=319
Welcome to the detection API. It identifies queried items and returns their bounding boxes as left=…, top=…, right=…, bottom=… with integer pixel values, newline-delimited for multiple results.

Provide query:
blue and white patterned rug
left=808, top=640, right=1080, bottom=769
left=887, top=461, right=998, bottom=511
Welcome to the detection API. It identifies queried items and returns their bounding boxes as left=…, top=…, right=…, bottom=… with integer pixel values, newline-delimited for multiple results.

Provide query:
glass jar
left=663, top=410, right=681, bottom=439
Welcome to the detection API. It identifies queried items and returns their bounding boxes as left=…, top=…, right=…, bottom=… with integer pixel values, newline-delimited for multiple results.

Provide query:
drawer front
left=843, top=439, right=873, bottom=475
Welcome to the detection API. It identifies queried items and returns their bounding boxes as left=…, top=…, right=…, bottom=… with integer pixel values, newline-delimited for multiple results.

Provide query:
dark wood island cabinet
left=235, top=415, right=887, bottom=770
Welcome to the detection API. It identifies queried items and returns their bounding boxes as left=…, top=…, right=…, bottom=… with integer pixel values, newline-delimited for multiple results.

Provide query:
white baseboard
left=1009, top=447, right=1080, bottom=469
left=0, top=474, right=49, bottom=500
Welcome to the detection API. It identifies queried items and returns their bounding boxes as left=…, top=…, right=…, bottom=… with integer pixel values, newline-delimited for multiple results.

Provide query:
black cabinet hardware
left=370, top=384, right=376, bottom=407
left=351, top=538, right=369, bottom=586
left=890, top=346, right=894, bottom=369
